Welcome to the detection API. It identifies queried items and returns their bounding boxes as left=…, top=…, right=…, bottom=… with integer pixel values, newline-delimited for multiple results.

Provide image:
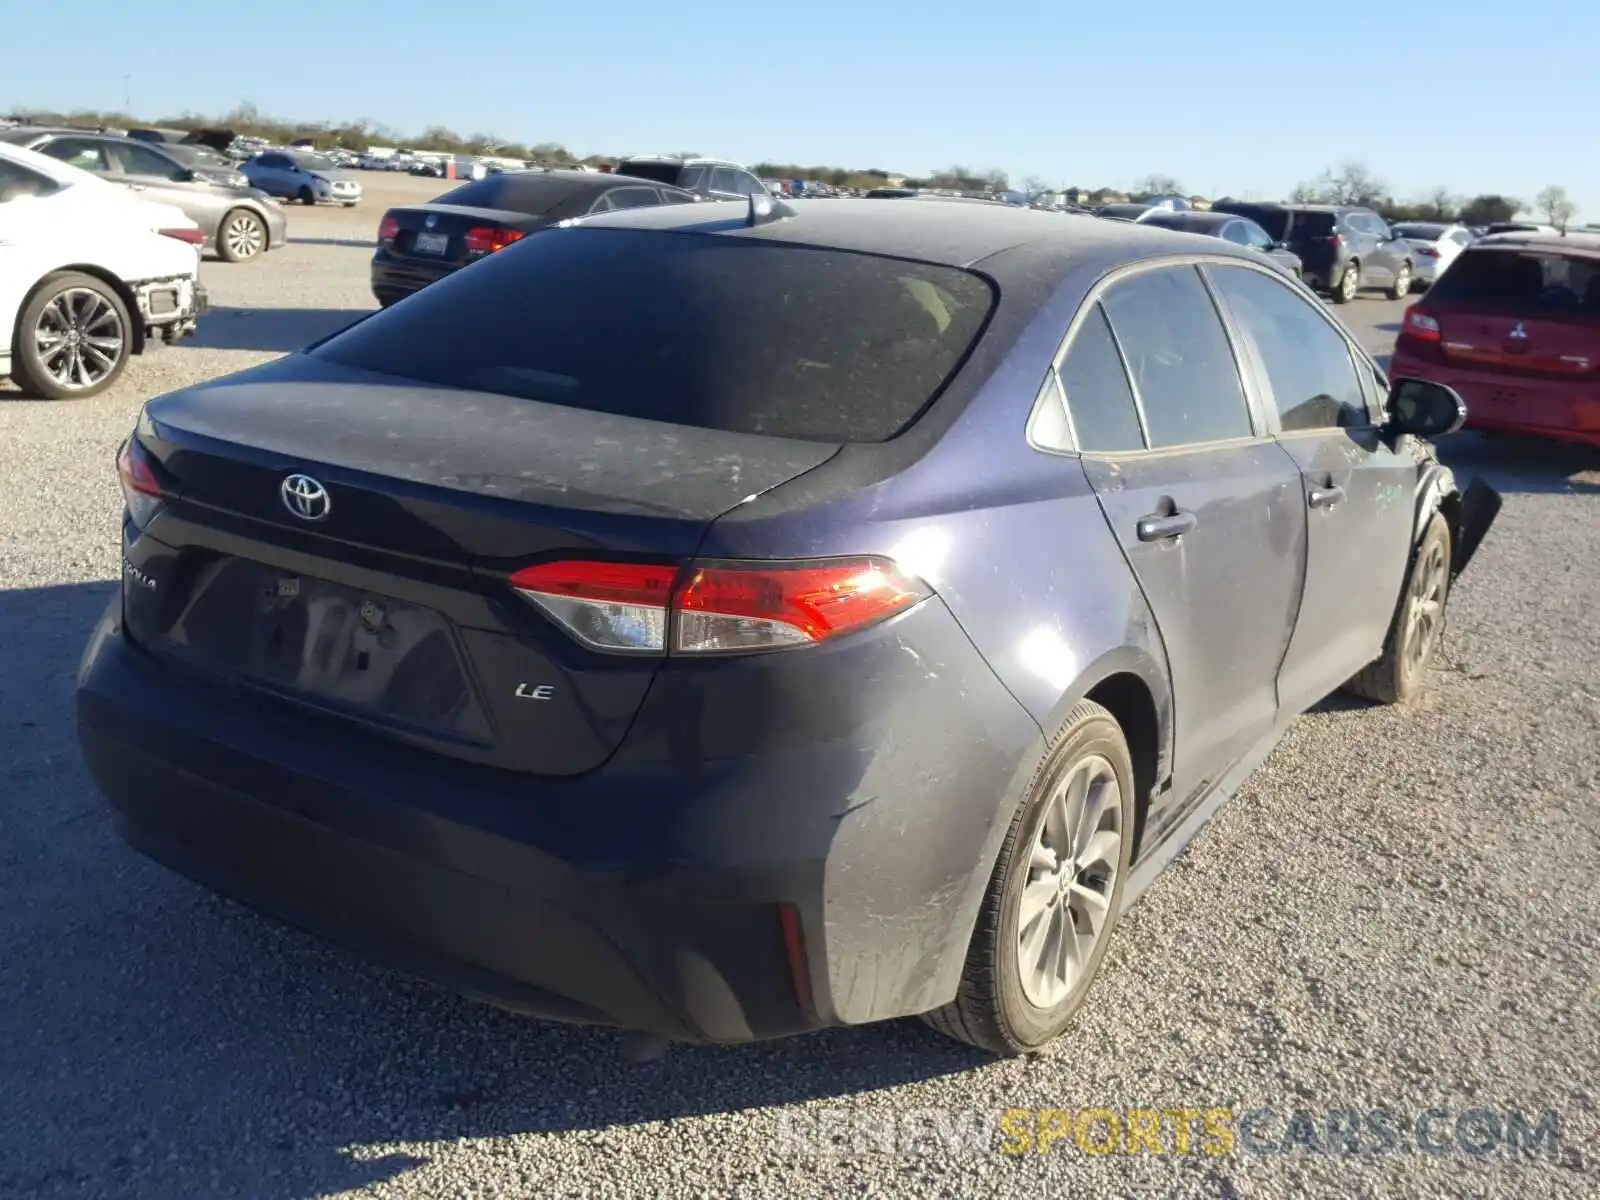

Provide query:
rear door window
left=38, top=137, right=111, bottom=173
left=604, top=186, right=664, bottom=210
left=0, top=158, right=59, bottom=203
left=1058, top=304, right=1144, bottom=452
left=312, top=228, right=996, bottom=443
left=1427, top=249, right=1600, bottom=313
left=1100, top=266, right=1254, bottom=447
left=1288, top=211, right=1336, bottom=242
left=1207, top=264, right=1370, bottom=430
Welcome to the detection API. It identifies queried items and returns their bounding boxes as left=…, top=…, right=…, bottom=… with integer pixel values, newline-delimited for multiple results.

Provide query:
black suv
left=1211, top=201, right=1415, bottom=303
left=611, top=156, right=768, bottom=202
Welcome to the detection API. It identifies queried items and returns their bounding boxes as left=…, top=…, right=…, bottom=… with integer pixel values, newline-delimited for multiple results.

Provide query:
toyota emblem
left=424, top=213, right=438, bottom=229
left=280, top=473, right=331, bottom=522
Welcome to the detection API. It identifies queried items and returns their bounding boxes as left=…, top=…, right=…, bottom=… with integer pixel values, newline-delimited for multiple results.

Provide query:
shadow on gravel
left=181, top=306, right=371, bottom=353
left=289, top=236, right=378, bottom=248
left=0, top=581, right=990, bottom=1199
left=1438, top=431, right=1600, bottom=495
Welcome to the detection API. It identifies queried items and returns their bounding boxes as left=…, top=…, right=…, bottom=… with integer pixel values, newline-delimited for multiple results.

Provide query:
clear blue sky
left=7, top=0, right=1594, bottom=215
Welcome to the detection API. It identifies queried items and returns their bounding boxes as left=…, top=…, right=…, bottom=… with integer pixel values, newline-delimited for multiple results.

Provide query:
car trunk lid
left=381, top=203, right=543, bottom=266
left=128, top=354, right=840, bottom=775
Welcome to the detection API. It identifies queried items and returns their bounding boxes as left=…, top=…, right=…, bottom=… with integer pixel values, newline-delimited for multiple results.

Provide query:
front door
left=1204, top=262, right=1417, bottom=715
left=1071, top=264, right=1307, bottom=809
left=107, top=141, right=202, bottom=216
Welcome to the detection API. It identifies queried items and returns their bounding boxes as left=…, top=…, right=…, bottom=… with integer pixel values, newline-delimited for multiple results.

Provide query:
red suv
left=1391, top=232, right=1600, bottom=446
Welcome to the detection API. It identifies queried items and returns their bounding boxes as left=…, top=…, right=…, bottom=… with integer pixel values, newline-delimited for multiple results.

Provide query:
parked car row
left=0, top=126, right=288, bottom=263
left=0, top=143, right=207, bottom=398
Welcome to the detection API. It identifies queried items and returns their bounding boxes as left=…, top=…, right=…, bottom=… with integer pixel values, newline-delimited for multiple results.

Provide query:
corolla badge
left=1509, top=322, right=1528, bottom=340
left=280, top=473, right=331, bottom=521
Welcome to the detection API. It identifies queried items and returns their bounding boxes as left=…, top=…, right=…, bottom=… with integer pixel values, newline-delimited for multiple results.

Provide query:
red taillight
left=463, top=225, right=525, bottom=256
left=116, top=437, right=166, bottom=529
left=159, top=227, right=204, bottom=245
left=1416, top=246, right=1441, bottom=258
left=1403, top=309, right=1442, bottom=342
left=676, top=558, right=928, bottom=652
left=508, top=557, right=930, bottom=655
left=377, top=213, right=399, bottom=242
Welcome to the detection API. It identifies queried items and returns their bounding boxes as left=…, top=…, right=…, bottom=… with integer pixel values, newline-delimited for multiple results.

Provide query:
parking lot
left=2, top=176, right=1597, bottom=1199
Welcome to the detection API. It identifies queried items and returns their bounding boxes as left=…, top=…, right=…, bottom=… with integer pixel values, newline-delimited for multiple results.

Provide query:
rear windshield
left=1287, top=211, right=1336, bottom=239
left=614, top=160, right=682, bottom=185
left=1394, top=222, right=1447, bottom=240
left=1427, top=249, right=1600, bottom=314
left=434, top=173, right=579, bottom=214
left=312, top=228, right=995, bottom=442
left=1218, top=205, right=1289, bottom=240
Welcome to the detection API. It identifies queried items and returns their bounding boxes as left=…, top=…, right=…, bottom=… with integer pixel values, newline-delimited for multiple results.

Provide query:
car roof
left=0, top=125, right=109, bottom=143
left=1144, top=210, right=1233, bottom=230
left=563, top=197, right=1266, bottom=284
left=1469, top=231, right=1600, bottom=257
left=617, top=155, right=741, bottom=168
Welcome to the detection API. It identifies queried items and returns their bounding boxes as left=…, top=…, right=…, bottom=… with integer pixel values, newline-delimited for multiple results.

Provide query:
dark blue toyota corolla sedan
left=77, top=196, right=1500, bottom=1055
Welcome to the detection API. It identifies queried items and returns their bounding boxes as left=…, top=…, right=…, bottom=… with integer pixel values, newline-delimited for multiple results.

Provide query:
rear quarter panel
left=695, top=257, right=1173, bottom=1021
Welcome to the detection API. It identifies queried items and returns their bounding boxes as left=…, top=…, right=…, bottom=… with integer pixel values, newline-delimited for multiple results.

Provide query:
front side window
left=1058, top=304, right=1144, bottom=452
left=604, top=186, right=663, bottom=210
left=710, top=168, right=743, bottom=195
left=1220, top=221, right=1252, bottom=246
left=1238, top=219, right=1275, bottom=249
left=111, top=143, right=186, bottom=181
left=1207, top=264, right=1368, bottom=431
left=1100, top=266, right=1253, bottom=447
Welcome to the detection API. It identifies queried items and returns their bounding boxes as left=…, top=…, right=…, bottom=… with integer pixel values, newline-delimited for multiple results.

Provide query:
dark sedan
left=81, top=200, right=1499, bottom=1057
left=1134, top=209, right=1304, bottom=278
left=371, top=169, right=697, bottom=305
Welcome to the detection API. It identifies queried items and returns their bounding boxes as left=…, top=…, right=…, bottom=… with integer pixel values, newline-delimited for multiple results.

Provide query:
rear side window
left=1208, top=265, right=1368, bottom=431
left=312, top=228, right=995, bottom=442
left=1218, top=204, right=1289, bottom=241
left=1426, top=249, right=1600, bottom=314
left=1100, top=267, right=1253, bottom=448
left=615, top=160, right=682, bottom=186
left=1058, top=304, right=1144, bottom=452
left=1288, top=211, right=1336, bottom=239
left=0, top=158, right=59, bottom=203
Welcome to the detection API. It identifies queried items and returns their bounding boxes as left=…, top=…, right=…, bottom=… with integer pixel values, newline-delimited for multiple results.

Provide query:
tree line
left=5, top=106, right=1578, bottom=226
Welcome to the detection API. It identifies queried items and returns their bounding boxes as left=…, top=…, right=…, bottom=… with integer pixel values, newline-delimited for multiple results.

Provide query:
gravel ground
left=1, top=190, right=1596, bottom=1199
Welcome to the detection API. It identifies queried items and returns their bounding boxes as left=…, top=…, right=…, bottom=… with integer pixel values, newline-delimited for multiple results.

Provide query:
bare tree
left=1134, top=173, right=1184, bottom=198
left=1423, top=187, right=1461, bottom=221
left=1021, top=174, right=1050, bottom=198
left=1535, top=185, right=1576, bottom=232
left=1291, top=161, right=1388, bottom=207
left=984, top=167, right=1010, bottom=192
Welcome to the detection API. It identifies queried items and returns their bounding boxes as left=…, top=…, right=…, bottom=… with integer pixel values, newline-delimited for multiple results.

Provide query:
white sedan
left=0, top=142, right=209, bottom=399
left=1391, top=221, right=1474, bottom=288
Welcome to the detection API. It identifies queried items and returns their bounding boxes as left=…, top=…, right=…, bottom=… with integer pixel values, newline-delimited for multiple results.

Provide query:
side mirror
left=177, top=168, right=197, bottom=183
left=1386, top=378, right=1466, bottom=439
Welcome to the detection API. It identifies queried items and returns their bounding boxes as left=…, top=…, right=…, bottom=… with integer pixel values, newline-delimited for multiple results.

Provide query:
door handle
left=1136, top=510, right=1198, bottom=542
left=126, top=183, right=146, bottom=191
left=1308, top=484, right=1346, bottom=509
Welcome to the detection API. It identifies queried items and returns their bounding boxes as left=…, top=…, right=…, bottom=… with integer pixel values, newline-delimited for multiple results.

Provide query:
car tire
left=298, top=186, right=316, bottom=206
left=9, top=271, right=133, bottom=400
left=1332, top=260, right=1361, bottom=303
left=1388, top=263, right=1413, bottom=300
left=1345, top=513, right=1452, bottom=705
left=922, top=699, right=1135, bottom=1056
left=217, top=208, right=267, bottom=263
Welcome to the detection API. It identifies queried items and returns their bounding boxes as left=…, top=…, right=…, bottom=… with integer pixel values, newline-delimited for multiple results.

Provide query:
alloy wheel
left=33, top=288, right=126, bottom=392
left=1403, top=537, right=1448, bottom=677
left=225, top=213, right=265, bottom=260
left=1016, top=753, right=1123, bottom=1009
left=1341, top=265, right=1360, bottom=300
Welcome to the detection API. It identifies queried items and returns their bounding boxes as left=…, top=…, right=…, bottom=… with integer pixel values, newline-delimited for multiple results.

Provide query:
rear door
left=1067, top=263, right=1306, bottom=809
left=1205, top=263, right=1417, bottom=714
left=1344, top=211, right=1395, bottom=284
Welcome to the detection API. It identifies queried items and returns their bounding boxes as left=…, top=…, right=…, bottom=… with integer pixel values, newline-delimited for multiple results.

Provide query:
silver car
left=0, top=127, right=287, bottom=263
left=241, top=151, right=363, bottom=207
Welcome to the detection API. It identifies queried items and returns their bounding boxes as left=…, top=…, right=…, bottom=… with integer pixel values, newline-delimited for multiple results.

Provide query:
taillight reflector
left=464, top=225, right=525, bottom=255
left=377, top=213, right=399, bottom=242
left=1403, top=309, right=1442, bottom=342
left=116, top=437, right=166, bottom=529
left=159, top=227, right=204, bottom=244
left=509, top=557, right=930, bottom=656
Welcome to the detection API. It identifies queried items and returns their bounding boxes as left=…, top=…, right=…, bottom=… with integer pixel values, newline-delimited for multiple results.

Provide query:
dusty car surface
left=77, top=198, right=1499, bottom=1055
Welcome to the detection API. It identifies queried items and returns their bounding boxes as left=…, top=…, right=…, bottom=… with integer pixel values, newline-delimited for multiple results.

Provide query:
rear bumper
left=371, top=252, right=458, bottom=305
left=1390, top=351, right=1600, bottom=446
left=76, top=593, right=1039, bottom=1043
